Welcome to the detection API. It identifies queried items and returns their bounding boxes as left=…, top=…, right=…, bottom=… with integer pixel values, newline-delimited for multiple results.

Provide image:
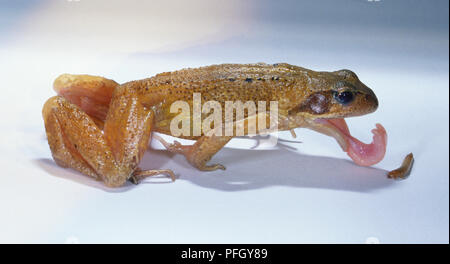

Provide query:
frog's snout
left=363, top=87, right=379, bottom=114
left=363, top=91, right=378, bottom=114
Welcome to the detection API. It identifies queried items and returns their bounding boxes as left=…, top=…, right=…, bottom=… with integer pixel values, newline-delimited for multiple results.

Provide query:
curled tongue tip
left=346, top=123, right=387, bottom=166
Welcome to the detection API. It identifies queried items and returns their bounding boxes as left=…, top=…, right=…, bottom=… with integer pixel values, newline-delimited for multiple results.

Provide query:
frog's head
left=289, top=69, right=378, bottom=119
left=287, top=69, right=387, bottom=166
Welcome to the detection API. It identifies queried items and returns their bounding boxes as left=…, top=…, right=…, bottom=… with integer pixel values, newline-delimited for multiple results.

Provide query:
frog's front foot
left=153, top=134, right=227, bottom=171
left=154, top=135, right=192, bottom=156
left=186, top=156, right=226, bottom=171
left=194, top=163, right=226, bottom=171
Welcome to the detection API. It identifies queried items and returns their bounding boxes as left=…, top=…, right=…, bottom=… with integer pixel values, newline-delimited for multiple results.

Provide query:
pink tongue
left=326, top=119, right=387, bottom=166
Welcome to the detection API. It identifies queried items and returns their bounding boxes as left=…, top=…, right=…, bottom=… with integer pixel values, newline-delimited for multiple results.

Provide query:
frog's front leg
left=154, top=134, right=231, bottom=171
left=155, top=113, right=271, bottom=171
left=43, top=84, right=174, bottom=188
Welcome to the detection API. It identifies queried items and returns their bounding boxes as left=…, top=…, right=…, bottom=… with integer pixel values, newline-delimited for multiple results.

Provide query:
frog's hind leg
left=43, top=85, right=174, bottom=187
left=42, top=97, right=101, bottom=180
left=53, top=74, right=118, bottom=121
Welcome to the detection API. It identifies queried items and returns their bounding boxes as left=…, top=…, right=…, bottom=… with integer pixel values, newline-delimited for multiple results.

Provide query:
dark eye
left=333, top=90, right=354, bottom=105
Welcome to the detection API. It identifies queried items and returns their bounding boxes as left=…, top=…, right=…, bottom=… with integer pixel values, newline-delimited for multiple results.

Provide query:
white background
left=0, top=0, right=448, bottom=243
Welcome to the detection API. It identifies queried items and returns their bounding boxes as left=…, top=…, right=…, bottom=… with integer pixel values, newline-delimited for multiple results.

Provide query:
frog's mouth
left=307, top=118, right=387, bottom=166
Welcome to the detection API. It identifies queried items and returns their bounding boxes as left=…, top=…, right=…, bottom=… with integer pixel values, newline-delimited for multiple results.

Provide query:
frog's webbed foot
left=153, top=134, right=228, bottom=171
left=128, top=168, right=176, bottom=184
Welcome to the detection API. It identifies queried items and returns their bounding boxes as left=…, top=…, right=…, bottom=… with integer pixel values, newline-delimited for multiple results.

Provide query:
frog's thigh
left=43, top=89, right=160, bottom=187
left=53, top=74, right=118, bottom=121
left=43, top=96, right=100, bottom=180
left=43, top=96, right=126, bottom=186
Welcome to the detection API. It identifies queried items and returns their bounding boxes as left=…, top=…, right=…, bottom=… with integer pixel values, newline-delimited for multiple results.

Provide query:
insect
left=388, top=153, right=414, bottom=180
left=43, top=63, right=388, bottom=187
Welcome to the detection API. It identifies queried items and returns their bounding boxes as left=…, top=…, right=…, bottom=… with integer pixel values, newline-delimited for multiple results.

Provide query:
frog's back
left=138, top=63, right=312, bottom=107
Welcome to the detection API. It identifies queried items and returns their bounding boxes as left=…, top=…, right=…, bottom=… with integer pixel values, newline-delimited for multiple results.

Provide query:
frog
left=42, top=63, right=387, bottom=187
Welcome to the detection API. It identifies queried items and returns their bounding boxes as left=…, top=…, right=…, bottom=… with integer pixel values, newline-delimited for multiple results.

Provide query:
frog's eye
left=333, top=90, right=354, bottom=105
